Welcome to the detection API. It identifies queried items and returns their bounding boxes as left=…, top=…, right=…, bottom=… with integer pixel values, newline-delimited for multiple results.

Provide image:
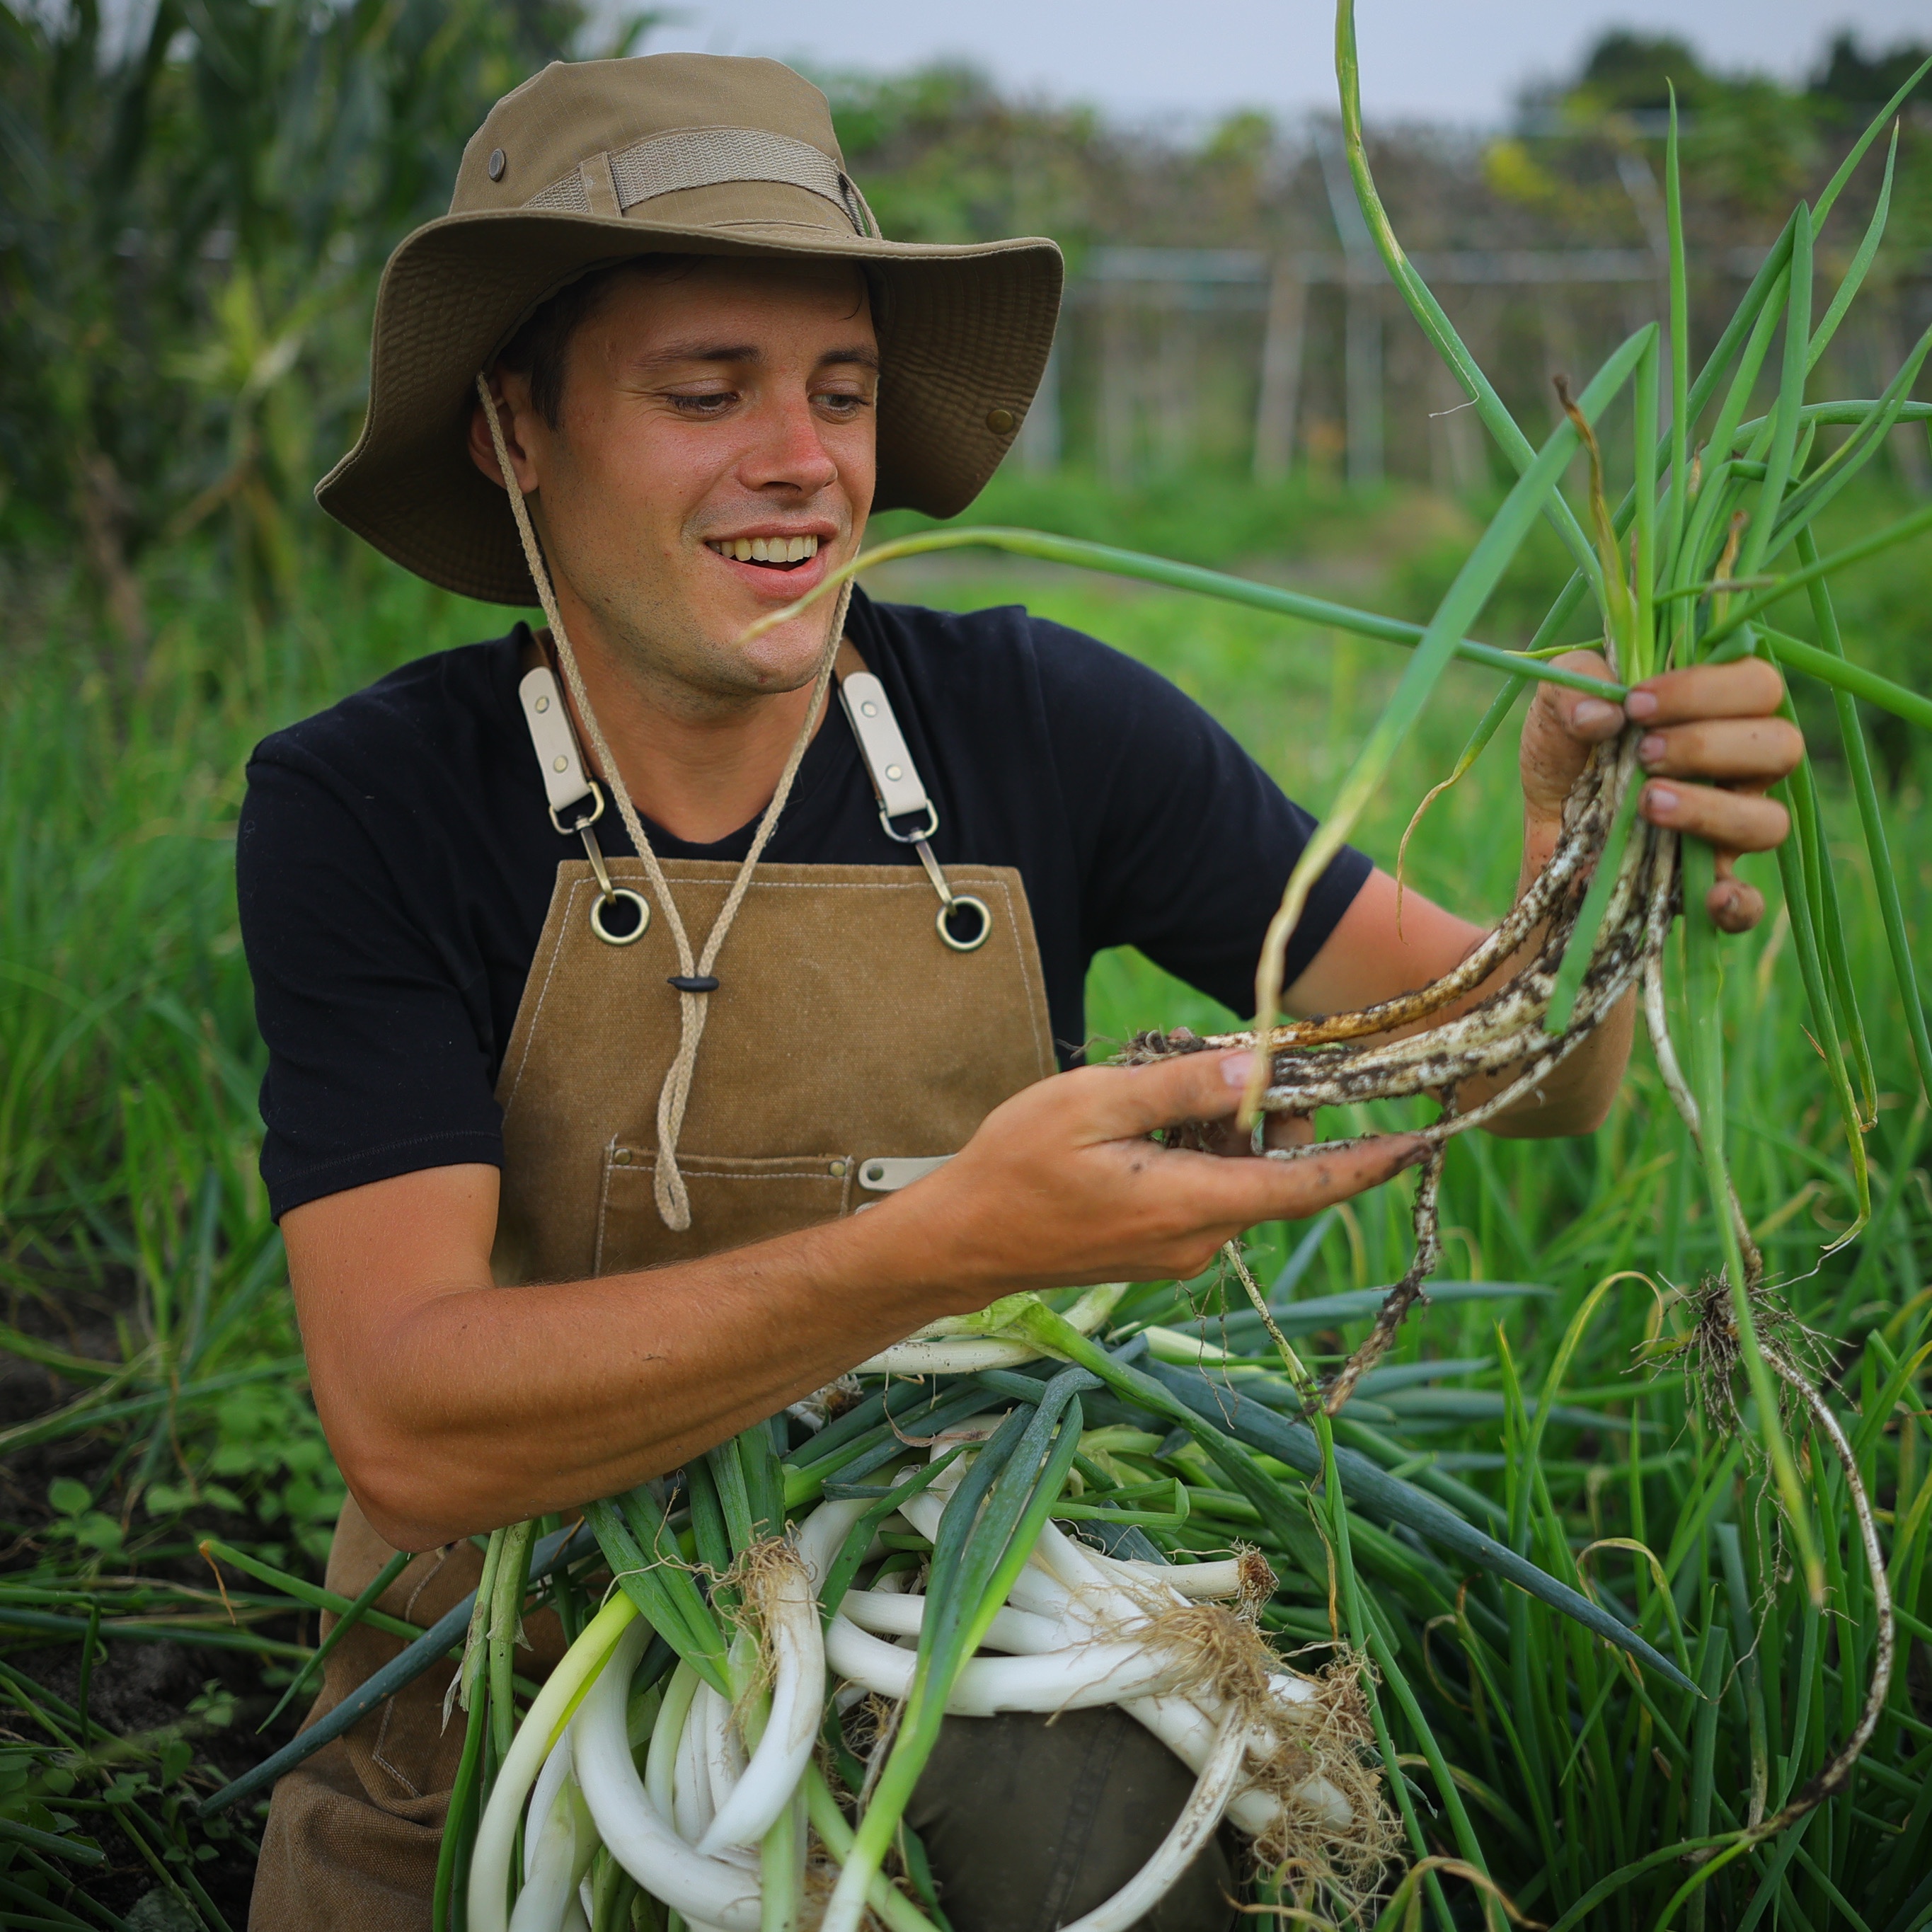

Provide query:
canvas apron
left=250, top=645, right=1058, bottom=1930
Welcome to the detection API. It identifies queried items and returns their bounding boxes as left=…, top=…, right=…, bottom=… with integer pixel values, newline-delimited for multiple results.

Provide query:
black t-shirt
left=236, top=588, right=1372, bottom=1220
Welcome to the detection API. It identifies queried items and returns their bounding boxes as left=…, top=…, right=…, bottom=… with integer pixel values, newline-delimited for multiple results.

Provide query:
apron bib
left=495, top=853, right=1054, bottom=1284
left=252, top=645, right=1057, bottom=1930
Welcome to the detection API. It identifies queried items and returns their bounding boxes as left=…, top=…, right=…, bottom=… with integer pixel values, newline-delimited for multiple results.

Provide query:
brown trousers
left=248, top=1500, right=568, bottom=1931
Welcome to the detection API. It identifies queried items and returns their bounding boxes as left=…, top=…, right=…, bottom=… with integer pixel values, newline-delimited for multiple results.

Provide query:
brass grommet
left=985, top=407, right=1016, bottom=435
left=829, top=1159, right=849, bottom=1178
left=590, top=888, right=650, bottom=947
left=936, top=894, right=993, bottom=953
left=488, top=148, right=507, bottom=182
left=612, top=1147, right=632, bottom=1166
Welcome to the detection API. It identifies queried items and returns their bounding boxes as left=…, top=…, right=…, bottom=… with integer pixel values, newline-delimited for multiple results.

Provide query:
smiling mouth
left=706, top=534, right=821, bottom=570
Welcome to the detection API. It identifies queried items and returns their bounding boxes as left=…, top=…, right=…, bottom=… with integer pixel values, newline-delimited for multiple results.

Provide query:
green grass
left=1, top=473, right=1929, bottom=1926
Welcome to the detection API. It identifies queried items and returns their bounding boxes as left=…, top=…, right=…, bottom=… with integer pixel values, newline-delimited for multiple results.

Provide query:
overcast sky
left=646, top=1, right=1931, bottom=128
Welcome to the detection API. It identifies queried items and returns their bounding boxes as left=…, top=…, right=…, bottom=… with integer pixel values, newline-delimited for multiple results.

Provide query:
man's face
left=478, top=256, right=878, bottom=706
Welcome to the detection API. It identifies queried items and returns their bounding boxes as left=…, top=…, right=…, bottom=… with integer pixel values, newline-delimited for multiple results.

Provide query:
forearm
left=297, top=1186, right=938, bottom=1549
left=295, top=1059, right=1427, bottom=1551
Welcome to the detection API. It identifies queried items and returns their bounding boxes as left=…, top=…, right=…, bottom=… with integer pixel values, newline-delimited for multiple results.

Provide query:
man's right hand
left=289, top=1047, right=1421, bottom=1548
left=847, top=1047, right=1425, bottom=1305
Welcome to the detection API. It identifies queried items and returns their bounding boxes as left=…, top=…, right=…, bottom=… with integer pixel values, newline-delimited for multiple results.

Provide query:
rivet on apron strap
left=837, top=669, right=993, bottom=954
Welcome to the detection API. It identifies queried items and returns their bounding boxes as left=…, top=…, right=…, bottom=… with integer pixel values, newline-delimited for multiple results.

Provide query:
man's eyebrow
left=636, top=341, right=880, bottom=373
left=638, top=340, right=759, bottom=369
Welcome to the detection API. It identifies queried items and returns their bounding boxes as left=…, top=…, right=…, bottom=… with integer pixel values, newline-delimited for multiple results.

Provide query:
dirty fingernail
left=1219, top=1051, right=1260, bottom=1088
left=1626, top=689, right=1660, bottom=720
left=1638, top=732, right=1667, bottom=766
left=1573, top=698, right=1619, bottom=732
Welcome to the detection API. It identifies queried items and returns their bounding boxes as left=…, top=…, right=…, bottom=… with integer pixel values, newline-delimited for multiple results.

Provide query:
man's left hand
left=1522, top=650, right=1804, bottom=934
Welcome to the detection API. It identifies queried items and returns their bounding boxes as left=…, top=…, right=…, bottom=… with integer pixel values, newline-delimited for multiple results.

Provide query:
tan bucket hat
left=316, top=54, right=1064, bottom=607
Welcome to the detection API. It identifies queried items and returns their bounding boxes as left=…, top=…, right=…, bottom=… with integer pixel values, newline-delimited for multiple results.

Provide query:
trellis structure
left=1030, top=137, right=1931, bottom=488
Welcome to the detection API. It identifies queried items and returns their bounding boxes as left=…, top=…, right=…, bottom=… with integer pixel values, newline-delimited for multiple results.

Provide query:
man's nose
left=740, top=391, right=841, bottom=495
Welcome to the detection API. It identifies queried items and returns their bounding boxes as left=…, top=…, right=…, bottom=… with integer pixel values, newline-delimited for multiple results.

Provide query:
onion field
left=4, top=455, right=1928, bottom=1925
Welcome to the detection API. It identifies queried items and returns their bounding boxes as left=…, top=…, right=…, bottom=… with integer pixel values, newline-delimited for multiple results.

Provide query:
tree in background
left=1813, top=30, right=1932, bottom=113
left=0, top=0, right=657, bottom=668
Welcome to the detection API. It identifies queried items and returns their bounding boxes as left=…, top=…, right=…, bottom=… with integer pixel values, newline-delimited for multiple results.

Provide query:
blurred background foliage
left=4, top=2, right=1928, bottom=665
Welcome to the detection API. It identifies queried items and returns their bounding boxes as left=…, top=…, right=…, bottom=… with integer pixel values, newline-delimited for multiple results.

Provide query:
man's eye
left=671, top=392, right=735, bottom=414
left=816, top=391, right=872, bottom=414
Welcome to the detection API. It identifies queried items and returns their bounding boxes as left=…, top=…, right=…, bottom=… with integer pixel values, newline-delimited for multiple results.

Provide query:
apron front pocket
left=595, top=1146, right=858, bottom=1274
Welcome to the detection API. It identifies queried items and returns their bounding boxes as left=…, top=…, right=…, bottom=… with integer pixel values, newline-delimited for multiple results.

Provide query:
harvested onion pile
left=456, top=1368, right=1398, bottom=1932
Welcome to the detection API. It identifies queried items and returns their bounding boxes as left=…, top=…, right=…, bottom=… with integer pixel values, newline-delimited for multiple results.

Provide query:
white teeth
left=710, top=534, right=820, bottom=563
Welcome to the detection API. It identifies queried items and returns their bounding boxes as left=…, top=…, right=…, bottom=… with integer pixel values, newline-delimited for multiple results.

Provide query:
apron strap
left=516, top=665, right=649, bottom=946
left=515, top=635, right=995, bottom=959
left=835, top=654, right=993, bottom=955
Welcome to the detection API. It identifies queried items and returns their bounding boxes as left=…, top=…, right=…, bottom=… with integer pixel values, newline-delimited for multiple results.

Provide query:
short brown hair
left=493, top=255, right=706, bottom=428
left=493, top=253, right=882, bottom=430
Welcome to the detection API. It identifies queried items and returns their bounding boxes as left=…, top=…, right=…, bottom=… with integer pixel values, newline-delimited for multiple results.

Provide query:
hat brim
left=316, top=209, right=1064, bottom=607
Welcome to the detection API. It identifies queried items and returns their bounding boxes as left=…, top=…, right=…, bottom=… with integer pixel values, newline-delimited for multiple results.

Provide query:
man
left=238, top=50, right=1800, bottom=1931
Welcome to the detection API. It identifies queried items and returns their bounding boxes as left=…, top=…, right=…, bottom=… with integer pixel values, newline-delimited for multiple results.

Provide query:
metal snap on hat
left=317, top=54, right=1064, bottom=607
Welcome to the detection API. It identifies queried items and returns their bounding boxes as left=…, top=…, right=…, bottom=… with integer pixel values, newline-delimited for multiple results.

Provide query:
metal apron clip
left=837, top=671, right=992, bottom=953
left=517, top=667, right=650, bottom=946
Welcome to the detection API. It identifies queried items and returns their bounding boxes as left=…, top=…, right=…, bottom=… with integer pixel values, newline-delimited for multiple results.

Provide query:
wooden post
left=1016, top=340, right=1061, bottom=472
left=1345, top=273, right=1384, bottom=488
left=1426, top=346, right=1481, bottom=495
left=1253, top=260, right=1306, bottom=482
left=1100, top=280, right=1134, bottom=482
left=1156, top=288, right=1193, bottom=471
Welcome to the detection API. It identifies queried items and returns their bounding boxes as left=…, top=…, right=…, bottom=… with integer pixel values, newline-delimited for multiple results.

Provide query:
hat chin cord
left=476, top=374, right=851, bottom=1234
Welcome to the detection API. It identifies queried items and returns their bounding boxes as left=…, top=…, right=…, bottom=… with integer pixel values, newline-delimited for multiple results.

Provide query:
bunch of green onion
left=439, top=1293, right=1717, bottom=1932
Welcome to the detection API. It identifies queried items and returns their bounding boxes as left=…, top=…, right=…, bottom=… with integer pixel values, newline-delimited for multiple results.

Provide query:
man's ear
left=468, top=371, right=541, bottom=495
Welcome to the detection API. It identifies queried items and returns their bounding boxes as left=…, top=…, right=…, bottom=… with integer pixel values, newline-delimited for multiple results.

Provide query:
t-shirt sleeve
left=236, top=742, right=506, bottom=1220
left=1031, top=620, right=1373, bottom=1018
